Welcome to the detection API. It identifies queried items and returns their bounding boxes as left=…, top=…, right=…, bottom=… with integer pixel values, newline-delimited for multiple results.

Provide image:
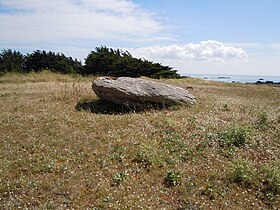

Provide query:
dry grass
left=0, top=72, right=279, bottom=209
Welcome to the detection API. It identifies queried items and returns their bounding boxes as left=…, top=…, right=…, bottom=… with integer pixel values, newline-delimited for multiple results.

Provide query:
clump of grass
left=256, top=111, right=269, bottom=129
left=262, top=167, right=280, bottom=201
left=201, top=183, right=218, bottom=200
left=230, top=160, right=257, bottom=187
left=164, top=170, right=182, bottom=187
left=160, top=136, right=189, bottom=162
left=133, top=148, right=153, bottom=169
left=45, top=160, right=56, bottom=173
left=220, top=146, right=236, bottom=158
left=112, top=171, right=128, bottom=186
left=218, top=125, right=252, bottom=148
left=164, top=117, right=177, bottom=127
left=134, top=136, right=190, bottom=169
left=222, top=103, right=230, bottom=111
left=230, top=161, right=280, bottom=203
left=110, top=145, right=126, bottom=163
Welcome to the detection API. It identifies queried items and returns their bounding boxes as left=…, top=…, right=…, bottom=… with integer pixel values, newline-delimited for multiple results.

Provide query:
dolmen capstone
left=92, top=77, right=196, bottom=106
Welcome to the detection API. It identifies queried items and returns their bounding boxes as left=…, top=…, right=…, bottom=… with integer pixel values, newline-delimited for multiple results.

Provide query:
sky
left=0, top=0, right=280, bottom=76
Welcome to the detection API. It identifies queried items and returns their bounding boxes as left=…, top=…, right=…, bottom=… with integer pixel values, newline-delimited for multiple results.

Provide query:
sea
left=186, top=74, right=280, bottom=84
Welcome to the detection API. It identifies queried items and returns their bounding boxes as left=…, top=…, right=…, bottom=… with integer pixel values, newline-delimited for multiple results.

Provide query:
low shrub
left=230, top=160, right=257, bottom=187
left=256, top=111, right=269, bottom=129
left=262, top=167, right=280, bottom=200
left=112, top=171, right=128, bottom=186
left=133, top=149, right=153, bottom=169
left=219, top=125, right=252, bottom=148
left=164, top=170, right=182, bottom=187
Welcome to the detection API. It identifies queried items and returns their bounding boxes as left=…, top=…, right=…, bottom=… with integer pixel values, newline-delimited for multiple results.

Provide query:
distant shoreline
left=186, top=74, right=280, bottom=84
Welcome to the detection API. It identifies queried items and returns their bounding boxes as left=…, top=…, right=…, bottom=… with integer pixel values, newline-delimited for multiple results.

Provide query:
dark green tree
left=83, top=46, right=180, bottom=78
left=24, top=50, right=82, bottom=74
left=83, top=46, right=126, bottom=75
left=1, top=47, right=180, bottom=78
left=0, top=49, right=25, bottom=74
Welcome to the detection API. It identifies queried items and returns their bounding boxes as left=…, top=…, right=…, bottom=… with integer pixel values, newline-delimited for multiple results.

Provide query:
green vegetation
left=113, top=171, right=128, bottom=186
left=83, top=46, right=180, bottom=78
left=0, top=49, right=82, bottom=75
left=218, top=125, right=252, bottom=148
left=229, top=160, right=280, bottom=203
left=164, top=170, right=182, bottom=187
left=24, top=50, right=82, bottom=74
left=256, top=111, right=269, bottom=129
left=0, top=71, right=279, bottom=209
left=230, top=160, right=257, bottom=187
left=0, top=49, right=24, bottom=73
left=262, top=166, right=280, bottom=201
left=0, top=47, right=180, bottom=78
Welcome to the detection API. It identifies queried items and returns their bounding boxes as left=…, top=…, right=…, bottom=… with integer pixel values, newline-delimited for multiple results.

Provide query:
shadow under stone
left=75, top=99, right=172, bottom=115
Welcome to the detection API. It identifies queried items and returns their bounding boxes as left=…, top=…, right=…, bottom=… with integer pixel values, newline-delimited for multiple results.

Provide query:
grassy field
left=0, top=71, right=279, bottom=209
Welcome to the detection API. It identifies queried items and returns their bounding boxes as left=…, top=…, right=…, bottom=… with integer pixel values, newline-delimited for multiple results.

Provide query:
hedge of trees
left=83, top=46, right=180, bottom=78
left=0, top=49, right=82, bottom=75
left=0, top=47, right=180, bottom=78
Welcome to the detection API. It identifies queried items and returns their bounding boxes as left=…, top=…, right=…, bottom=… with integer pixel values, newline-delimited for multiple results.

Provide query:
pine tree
left=83, top=46, right=180, bottom=78
left=0, top=49, right=24, bottom=74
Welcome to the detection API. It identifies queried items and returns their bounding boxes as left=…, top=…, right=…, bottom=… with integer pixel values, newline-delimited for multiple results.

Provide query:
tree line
left=0, top=49, right=82, bottom=75
left=0, top=47, right=180, bottom=79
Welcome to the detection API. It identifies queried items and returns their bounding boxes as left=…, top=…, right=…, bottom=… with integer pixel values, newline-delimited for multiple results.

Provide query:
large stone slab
left=92, top=77, right=196, bottom=106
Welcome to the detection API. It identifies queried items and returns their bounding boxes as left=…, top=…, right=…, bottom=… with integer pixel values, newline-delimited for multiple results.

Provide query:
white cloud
left=128, top=40, right=247, bottom=62
left=0, top=0, right=138, bottom=14
left=0, top=0, right=165, bottom=43
left=227, top=42, right=262, bottom=49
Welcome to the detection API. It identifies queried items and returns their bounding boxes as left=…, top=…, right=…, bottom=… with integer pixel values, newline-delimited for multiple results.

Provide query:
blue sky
left=0, top=0, right=279, bottom=76
left=136, top=0, right=280, bottom=43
